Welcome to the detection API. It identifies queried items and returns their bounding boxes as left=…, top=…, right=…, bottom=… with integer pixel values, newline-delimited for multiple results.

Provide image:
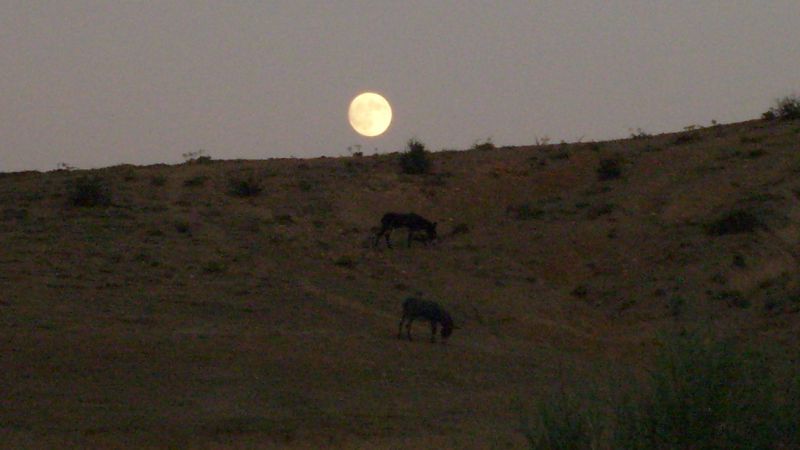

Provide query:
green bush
left=522, top=332, right=800, bottom=449
left=521, top=387, right=602, bottom=449
left=69, top=175, right=111, bottom=207
left=763, top=95, right=800, bottom=120
left=597, top=158, right=622, bottom=181
left=150, top=175, right=168, bottom=187
left=228, top=174, right=263, bottom=197
left=399, top=139, right=431, bottom=174
left=472, top=137, right=495, bottom=151
left=706, top=210, right=762, bottom=236
left=183, top=175, right=208, bottom=187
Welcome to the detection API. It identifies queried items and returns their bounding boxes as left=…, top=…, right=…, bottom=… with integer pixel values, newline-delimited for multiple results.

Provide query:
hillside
left=1, top=118, right=800, bottom=448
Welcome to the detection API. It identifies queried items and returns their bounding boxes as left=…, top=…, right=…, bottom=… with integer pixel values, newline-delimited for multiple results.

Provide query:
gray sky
left=2, top=1, right=799, bottom=172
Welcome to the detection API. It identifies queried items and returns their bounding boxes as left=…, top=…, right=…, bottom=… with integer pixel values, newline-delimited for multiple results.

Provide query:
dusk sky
left=2, top=1, right=799, bottom=172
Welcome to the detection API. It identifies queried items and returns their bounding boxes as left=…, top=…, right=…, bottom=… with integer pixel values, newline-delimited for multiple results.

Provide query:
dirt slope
left=1, top=118, right=800, bottom=447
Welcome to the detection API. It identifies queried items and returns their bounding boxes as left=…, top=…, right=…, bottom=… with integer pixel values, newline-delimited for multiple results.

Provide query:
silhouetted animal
left=398, top=297, right=453, bottom=343
left=374, top=213, right=437, bottom=248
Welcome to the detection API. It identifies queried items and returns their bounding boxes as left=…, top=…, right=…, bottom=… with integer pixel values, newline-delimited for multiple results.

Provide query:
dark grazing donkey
left=374, top=212, right=437, bottom=248
left=398, top=297, right=454, bottom=343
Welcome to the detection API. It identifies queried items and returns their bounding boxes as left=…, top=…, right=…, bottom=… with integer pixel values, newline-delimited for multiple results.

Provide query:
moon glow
left=348, top=92, right=392, bottom=137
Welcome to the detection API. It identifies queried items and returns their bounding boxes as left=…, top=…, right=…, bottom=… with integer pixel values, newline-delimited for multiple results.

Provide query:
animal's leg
left=385, top=230, right=393, bottom=249
left=406, top=318, right=413, bottom=341
left=407, top=230, right=413, bottom=247
left=397, top=314, right=407, bottom=339
left=374, top=225, right=389, bottom=248
left=430, top=321, right=438, bottom=343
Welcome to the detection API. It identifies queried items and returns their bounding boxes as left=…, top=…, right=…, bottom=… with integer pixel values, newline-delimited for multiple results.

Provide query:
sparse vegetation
left=399, top=138, right=432, bottom=174
left=69, top=174, right=111, bottom=207
left=706, top=209, right=762, bottom=236
left=762, top=94, right=800, bottom=120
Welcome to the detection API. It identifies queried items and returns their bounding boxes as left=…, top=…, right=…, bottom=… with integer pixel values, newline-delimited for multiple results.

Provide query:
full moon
left=348, top=92, right=392, bottom=137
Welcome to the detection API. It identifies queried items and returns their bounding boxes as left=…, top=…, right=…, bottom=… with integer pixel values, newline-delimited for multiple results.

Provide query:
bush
left=613, top=334, right=782, bottom=449
left=706, top=210, right=762, bottom=236
left=183, top=175, right=208, bottom=187
left=597, top=158, right=622, bottom=181
left=472, top=137, right=495, bottom=151
left=228, top=174, right=263, bottom=197
left=521, top=386, right=602, bottom=449
left=763, top=95, right=800, bottom=120
left=399, top=139, right=431, bottom=174
left=507, top=203, right=544, bottom=221
left=150, top=175, right=167, bottom=187
left=69, top=175, right=111, bottom=207
left=450, top=223, right=470, bottom=235
left=521, top=332, right=800, bottom=449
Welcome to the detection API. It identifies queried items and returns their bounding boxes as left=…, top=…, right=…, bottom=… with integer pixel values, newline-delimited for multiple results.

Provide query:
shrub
left=399, top=139, right=431, bottom=174
left=150, top=175, right=167, bottom=187
left=668, top=295, right=685, bottom=317
left=711, top=290, right=751, bottom=308
left=763, top=95, right=800, bottom=120
left=472, top=137, right=495, bottom=151
left=586, top=203, right=615, bottom=220
left=174, top=221, right=190, bottom=234
left=672, top=132, right=702, bottom=145
left=182, top=150, right=212, bottom=163
left=69, top=175, right=111, bottom=207
left=203, top=261, right=225, bottom=273
left=521, top=332, right=799, bottom=449
left=615, top=334, right=782, bottom=449
left=183, top=175, right=208, bottom=187
left=597, top=158, right=622, bottom=181
left=229, top=174, right=263, bottom=197
left=706, top=210, right=762, bottom=236
left=507, top=203, right=544, bottom=221
left=521, top=386, right=602, bottom=449
left=450, top=223, right=470, bottom=235
left=333, top=255, right=356, bottom=268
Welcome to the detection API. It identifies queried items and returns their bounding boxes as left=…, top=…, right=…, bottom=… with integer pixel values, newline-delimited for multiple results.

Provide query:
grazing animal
left=374, top=213, right=437, bottom=248
left=398, top=297, right=453, bottom=343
